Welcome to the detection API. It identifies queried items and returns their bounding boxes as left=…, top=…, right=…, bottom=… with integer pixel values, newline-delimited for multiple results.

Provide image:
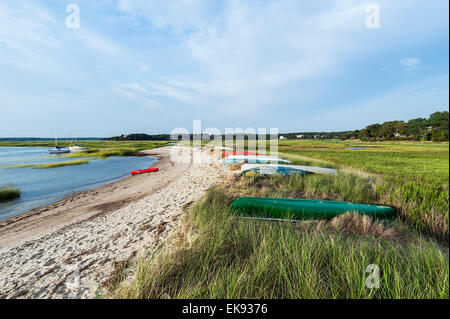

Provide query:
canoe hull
left=242, top=166, right=310, bottom=176
left=48, top=148, right=70, bottom=154
left=230, top=197, right=395, bottom=220
left=222, top=151, right=260, bottom=158
left=223, top=155, right=290, bottom=165
left=241, top=164, right=336, bottom=175
left=130, top=168, right=159, bottom=175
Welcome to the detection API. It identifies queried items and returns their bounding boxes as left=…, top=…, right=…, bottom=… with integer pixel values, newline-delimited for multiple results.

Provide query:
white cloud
left=399, top=57, right=422, bottom=74
left=119, top=83, right=147, bottom=93
left=147, top=82, right=196, bottom=102
left=116, top=0, right=214, bottom=32
left=139, top=63, right=152, bottom=72
left=400, top=57, right=421, bottom=68
left=0, top=2, right=60, bottom=60
left=112, top=0, right=435, bottom=115
left=76, top=29, right=124, bottom=56
left=177, top=0, right=371, bottom=112
left=116, top=83, right=159, bottom=109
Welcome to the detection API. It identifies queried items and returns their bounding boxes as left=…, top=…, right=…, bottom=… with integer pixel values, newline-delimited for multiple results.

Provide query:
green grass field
left=277, top=140, right=449, bottom=241
left=109, top=140, right=448, bottom=299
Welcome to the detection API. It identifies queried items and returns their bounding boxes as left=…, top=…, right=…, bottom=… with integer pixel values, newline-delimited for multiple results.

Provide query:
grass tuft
left=0, top=185, right=21, bottom=202
left=4, top=159, right=91, bottom=169
left=34, top=159, right=91, bottom=169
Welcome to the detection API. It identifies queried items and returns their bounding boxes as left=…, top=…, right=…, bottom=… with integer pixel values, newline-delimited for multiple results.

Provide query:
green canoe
left=230, top=197, right=395, bottom=220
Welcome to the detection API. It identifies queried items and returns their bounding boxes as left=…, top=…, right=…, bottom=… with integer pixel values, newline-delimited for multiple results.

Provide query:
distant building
left=296, top=134, right=304, bottom=139
left=279, top=136, right=287, bottom=140
left=394, top=132, right=407, bottom=138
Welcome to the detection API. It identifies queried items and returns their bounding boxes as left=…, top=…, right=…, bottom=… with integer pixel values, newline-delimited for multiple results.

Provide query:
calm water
left=0, top=147, right=157, bottom=220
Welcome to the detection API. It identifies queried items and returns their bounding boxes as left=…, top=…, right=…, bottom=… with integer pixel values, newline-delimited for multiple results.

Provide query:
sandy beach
left=0, top=146, right=231, bottom=298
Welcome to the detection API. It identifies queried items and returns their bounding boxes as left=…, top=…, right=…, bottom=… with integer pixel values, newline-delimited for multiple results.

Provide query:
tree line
left=107, top=111, right=448, bottom=142
left=343, top=111, right=449, bottom=141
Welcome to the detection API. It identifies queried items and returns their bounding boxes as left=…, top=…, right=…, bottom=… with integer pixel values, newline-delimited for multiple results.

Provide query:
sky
left=0, top=0, right=448, bottom=137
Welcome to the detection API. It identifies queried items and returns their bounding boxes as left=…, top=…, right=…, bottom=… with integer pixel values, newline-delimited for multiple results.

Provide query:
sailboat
left=69, top=130, right=89, bottom=152
left=48, top=131, right=70, bottom=154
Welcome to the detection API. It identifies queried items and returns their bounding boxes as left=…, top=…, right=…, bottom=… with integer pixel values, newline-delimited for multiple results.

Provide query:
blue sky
left=0, top=0, right=448, bottom=137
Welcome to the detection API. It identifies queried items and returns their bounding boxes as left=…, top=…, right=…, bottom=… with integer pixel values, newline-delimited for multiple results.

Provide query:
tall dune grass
left=109, top=170, right=449, bottom=299
left=111, top=185, right=448, bottom=299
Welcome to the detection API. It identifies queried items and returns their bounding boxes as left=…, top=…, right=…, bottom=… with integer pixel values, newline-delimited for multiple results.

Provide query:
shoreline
left=0, top=148, right=176, bottom=248
left=0, top=146, right=232, bottom=298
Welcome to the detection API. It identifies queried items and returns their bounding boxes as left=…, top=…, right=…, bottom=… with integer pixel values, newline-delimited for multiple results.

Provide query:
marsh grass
left=0, top=140, right=168, bottom=160
left=110, top=170, right=448, bottom=299
left=0, top=185, right=21, bottom=202
left=277, top=140, right=449, bottom=241
left=111, top=184, right=448, bottom=299
left=5, top=159, right=91, bottom=169
left=34, top=159, right=91, bottom=168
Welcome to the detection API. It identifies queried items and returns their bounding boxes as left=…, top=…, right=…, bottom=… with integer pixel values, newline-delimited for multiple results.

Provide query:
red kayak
left=130, top=168, right=159, bottom=176
left=222, top=151, right=260, bottom=158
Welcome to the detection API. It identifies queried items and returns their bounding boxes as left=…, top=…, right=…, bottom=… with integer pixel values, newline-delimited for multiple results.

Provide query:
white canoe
left=241, top=164, right=336, bottom=175
left=224, top=155, right=290, bottom=164
left=214, top=146, right=234, bottom=151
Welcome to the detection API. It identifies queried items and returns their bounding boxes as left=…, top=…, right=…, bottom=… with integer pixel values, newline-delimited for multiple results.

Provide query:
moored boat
left=48, top=146, right=70, bottom=154
left=69, top=145, right=89, bottom=152
left=48, top=132, right=69, bottom=154
left=68, top=130, right=89, bottom=152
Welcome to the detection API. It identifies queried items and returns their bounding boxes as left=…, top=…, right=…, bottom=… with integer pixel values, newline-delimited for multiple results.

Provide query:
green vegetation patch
left=0, top=185, right=21, bottom=202
left=278, top=140, right=449, bottom=241
left=34, top=159, right=91, bottom=169
left=0, top=140, right=168, bottom=159
left=5, top=159, right=91, bottom=169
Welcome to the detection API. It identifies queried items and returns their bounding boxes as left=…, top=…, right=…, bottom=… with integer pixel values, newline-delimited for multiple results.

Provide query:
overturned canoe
left=130, top=168, right=159, bottom=176
left=242, top=166, right=310, bottom=176
left=214, top=146, right=234, bottom=151
left=223, top=155, right=290, bottom=165
left=230, top=197, right=395, bottom=220
left=241, top=164, right=336, bottom=175
left=223, top=151, right=260, bottom=158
